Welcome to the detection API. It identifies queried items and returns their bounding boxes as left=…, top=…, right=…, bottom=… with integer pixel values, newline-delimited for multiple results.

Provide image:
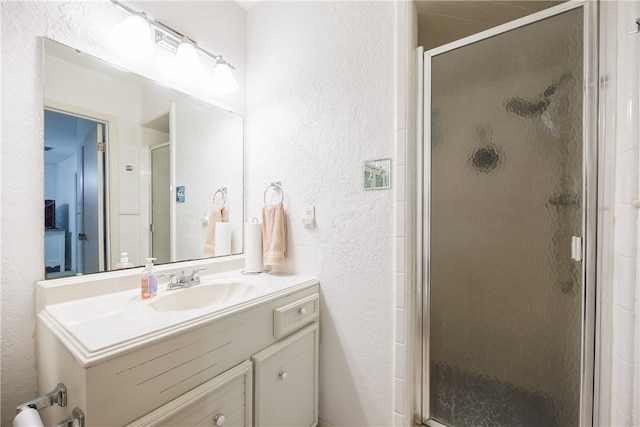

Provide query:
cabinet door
left=252, top=322, right=319, bottom=427
left=127, top=361, right=252, bottom=427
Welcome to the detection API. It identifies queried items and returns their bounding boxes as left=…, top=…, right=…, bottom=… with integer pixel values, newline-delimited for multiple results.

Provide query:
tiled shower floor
left=427, top=361, right=558, bottom=427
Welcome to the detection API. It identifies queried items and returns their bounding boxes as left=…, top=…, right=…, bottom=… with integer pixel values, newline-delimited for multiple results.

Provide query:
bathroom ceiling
left=417, top=0, right=566, bottom=50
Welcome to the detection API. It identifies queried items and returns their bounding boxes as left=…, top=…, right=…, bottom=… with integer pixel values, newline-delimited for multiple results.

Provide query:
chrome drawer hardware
left=214, top=413, right=226, bottom=426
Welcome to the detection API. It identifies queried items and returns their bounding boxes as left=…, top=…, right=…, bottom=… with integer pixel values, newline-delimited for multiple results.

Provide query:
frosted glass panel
left=429, top=8, right=583, bottom=427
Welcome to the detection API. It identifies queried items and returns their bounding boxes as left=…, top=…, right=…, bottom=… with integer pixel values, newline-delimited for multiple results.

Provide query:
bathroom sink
left=150, top=280, right=263, bottom=312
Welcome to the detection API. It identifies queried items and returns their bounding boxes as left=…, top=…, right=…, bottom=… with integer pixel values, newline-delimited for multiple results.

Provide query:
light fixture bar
left=153, top=19, right=191, bottom=54
left=110, top=0, right=235, bottom=69
left=155, top=30, right=180, bottom=53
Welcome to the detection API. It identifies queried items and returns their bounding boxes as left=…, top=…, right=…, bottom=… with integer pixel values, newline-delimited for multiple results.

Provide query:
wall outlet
left=303, top=206, right=315, bottom=229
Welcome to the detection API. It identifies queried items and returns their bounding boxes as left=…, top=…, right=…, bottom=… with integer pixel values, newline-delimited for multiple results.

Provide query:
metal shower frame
left=414, top=1, right=599, bottom=425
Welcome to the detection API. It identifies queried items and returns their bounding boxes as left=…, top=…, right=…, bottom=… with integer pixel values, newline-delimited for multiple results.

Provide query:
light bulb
left=174, top=41, right=204, bottom=77
left=212, top=62, right=239, bottom=93
left=112, top=14, right=154, bottom=58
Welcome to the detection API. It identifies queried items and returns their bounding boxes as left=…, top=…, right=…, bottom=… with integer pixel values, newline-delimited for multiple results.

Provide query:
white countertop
left=38, top=268, right=318, bottom=367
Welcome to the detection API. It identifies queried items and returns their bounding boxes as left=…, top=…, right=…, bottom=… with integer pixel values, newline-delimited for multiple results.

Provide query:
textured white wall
left=0, top=2, right=245, bottom=424
left=246, top=2, right=396, bottom=425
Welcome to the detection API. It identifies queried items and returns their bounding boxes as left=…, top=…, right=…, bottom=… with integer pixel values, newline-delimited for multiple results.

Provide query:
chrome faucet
left=164, top=268, right=206, bottom=290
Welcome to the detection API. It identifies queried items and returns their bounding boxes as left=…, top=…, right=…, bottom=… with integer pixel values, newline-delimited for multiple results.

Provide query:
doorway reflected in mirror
left=44, top=109, right=107, bottom=278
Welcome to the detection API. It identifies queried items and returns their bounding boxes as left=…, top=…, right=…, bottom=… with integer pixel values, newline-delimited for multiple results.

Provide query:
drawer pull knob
left=299, top=307, right=307, bottom=316
left=279, top=371, right=288, bottom=380
left=214, top=414, right=226, bottom=426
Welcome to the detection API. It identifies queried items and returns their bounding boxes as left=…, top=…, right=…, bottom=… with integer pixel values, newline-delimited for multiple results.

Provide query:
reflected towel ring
left=213, top=187, right=227, bottom=207
left=263, top=182, right=284, bottom=204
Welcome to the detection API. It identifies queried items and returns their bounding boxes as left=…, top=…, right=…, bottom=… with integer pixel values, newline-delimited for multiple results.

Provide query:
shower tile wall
left=392, top=1, right=418, bottom=425
left=607, top=1, right=640, bottom=425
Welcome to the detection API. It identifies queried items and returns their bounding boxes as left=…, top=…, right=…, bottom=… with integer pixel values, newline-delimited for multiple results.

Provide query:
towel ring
left=263, top=182, right=284, bottom=204
left=213, top=187, right=227, bottom=207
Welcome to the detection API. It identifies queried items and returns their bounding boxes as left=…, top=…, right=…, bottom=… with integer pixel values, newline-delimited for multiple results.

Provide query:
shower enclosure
left=417, top=2, right=597, bottom=426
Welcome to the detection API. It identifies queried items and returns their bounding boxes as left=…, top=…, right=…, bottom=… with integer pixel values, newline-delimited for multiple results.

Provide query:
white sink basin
left=150, top=280, right=262, bottom=312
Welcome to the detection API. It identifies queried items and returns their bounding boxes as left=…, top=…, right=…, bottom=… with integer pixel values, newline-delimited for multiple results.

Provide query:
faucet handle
left=165, top=272, right=177, bottom=282
left=178, top=270, right=189, bottom=283
left=161, top=272, right=178, bottom=289
left=191, top=268, right=206, bottom=281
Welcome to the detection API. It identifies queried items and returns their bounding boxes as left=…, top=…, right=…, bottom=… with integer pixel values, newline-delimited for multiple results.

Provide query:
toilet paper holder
left=16, top=383, right=85, bottom=427
left=18, top=383, right=66, bottom=411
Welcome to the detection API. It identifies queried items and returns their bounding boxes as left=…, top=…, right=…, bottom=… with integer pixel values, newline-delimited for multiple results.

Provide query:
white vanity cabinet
left=253, top=322, right=319, bottom=427
left=37, top=273, right=319, bottom=427
left=126, top=292, right=320, bottom=427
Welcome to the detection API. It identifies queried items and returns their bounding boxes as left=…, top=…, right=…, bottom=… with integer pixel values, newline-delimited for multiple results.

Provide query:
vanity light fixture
left=112, top=12, right=154, bottom=58
left=174, top=38, right=205, bottom=78
left=211, top=58, right=240, bottom=93
left=111, top=0, right=239, bottom=92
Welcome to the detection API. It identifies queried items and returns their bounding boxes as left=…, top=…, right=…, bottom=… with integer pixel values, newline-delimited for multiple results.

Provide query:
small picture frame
left=176, top=186, right=185, bottom=203
left=363, top=158, right=391, bottom=190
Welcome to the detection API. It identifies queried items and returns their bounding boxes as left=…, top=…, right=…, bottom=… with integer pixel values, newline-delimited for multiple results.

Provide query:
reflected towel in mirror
left=204, top=206, right=228, bottom=255
left=262, top=202, right=287, bottom=265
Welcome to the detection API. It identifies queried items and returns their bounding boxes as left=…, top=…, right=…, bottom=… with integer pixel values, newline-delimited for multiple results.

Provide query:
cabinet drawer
left=127, top=361, right=252, bottom=427
left=253, top=322, right=319, bottom=427
left=273, top=293, right=319, bottom=338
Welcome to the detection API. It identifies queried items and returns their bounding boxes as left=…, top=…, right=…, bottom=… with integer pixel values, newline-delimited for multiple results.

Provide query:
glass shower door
left=423, top=5, right=592, bottom=426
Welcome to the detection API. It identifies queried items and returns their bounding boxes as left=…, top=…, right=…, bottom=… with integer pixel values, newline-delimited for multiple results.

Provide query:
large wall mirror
left=43, top=38, right=244, bottom=278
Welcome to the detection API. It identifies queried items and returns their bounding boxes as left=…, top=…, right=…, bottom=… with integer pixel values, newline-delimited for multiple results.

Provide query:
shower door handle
left=571, top=236, right=583, bottom=262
